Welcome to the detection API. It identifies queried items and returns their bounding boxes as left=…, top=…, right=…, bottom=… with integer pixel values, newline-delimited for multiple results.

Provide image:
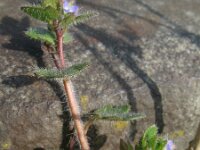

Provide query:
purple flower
left=165, top=140, right=176, bottom=150
left=63, top=0, right=79, bottom=15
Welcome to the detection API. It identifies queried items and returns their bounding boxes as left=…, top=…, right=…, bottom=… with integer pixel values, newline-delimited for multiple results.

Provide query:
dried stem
left=55, top=27, right=90, bottom=149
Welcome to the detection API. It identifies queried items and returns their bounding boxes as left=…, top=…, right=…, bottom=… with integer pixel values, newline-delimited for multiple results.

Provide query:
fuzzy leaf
left=63, top=32, right=73, bottom=44
left=95, top=105, right=130, bottom=115
left=34, top=63, right=88, bottom=79
left=120, top=139, right=134, bottom=150
left=21, top=6, right=59, bottom=22
left=135, top=125, right=167, bottom=150
left=95, top=112, right=145, bottom=121
left=25, top=27, right=55, bottom=45
left=142, top=125, right=158, bottom=148
left=62, top=11, right=97, bottom=28
left=41, top=0, right=59, bottom=9
left=94, top=105, right=145, bottom=121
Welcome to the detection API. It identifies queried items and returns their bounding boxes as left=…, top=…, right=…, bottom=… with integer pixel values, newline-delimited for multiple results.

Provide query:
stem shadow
left=0, top=16, right=71, bottom=149
left=75, top=23, right=164, bottom=134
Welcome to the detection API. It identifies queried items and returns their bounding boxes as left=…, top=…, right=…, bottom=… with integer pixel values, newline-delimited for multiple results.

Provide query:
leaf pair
left=21, top=3, right=97, bottom=28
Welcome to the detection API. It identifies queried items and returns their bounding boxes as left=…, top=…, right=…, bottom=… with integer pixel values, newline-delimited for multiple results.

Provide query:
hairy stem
left=63, top=79, right=90, bottom=150
left=55, top=28, right=90, bottom=149
left=56, top=30, right=65, bottom=67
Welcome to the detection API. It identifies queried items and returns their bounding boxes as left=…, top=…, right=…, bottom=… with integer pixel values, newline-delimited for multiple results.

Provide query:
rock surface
left=0, top=0, right=200, bottom=150
left=0, top=0, right=64, bottom=149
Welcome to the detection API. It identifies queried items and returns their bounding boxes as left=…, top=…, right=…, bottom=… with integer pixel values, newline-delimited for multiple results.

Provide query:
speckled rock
left=69, top=0, right=200, bottom=149
left=0, top=0, right=64, bottom=149
left=1, top=0, right=200, bottom=150
left=70, top=26, right=200, bottom=150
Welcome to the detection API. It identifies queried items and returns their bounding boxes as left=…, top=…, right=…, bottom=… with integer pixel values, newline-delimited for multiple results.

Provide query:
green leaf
left=120, top=139, right=133, bottom=150
left=61, top=13, right=75, bottom=27
left=155, top=138, right=167, bottom=150
left=34, top=63, right=89, bottom=79
left=72, top=12, right=95, bottom=25
left=96, top=112, right=145, bottom=121
left=94, top=105, right=145, bottom=121
left=135, top=125, right=167, bottom=150
left=63, top=32, right=73, bottom=44
left=25, top=27, right=55, bottom=45
left=142, top=125, right=158, bottom=149
left=41, top=0, right=59, bottom=9
left=21, top=6, right=59, bottom=22
left=62, top=11, right=97, bottom=28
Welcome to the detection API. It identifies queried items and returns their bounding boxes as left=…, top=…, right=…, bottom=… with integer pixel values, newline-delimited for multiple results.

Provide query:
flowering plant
left=63, top=0, right=79, bottom=14
left=120, top=125, right=176, bottom=150
left=21, top=0, right=145, bottom=149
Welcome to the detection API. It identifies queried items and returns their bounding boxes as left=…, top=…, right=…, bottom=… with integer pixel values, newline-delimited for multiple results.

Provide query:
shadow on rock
left=0, top=16, right=72, bottom=149
left=46, top=80, right=72, bottom=150
left=81, top=0, right=200, bottom=48
left=87, top=125, right=107, bottom=150
left=75, top=23, right=164, bottom=134
left=2, top=75, right=37, bottom=88
left=187, top=122, right=200, bottom=150
left=74, top=31, right=138, bottom=139
left=33, top=148, right=45, bottom=150
left=0, top=16, right=45, bottom=67
left=134, top=0, right=200, bottom=48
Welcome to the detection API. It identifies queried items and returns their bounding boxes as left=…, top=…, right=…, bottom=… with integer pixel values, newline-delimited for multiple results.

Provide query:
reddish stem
left=56, top=30, right=65, bottom=67
left=55, top=28, right=90, bottom=149
left=63, top=79, right=90, bottom=150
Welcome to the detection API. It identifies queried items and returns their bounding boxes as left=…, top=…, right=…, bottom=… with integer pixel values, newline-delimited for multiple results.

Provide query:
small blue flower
left=63, top=0, right=79, bottom=15
left=165, top=140, right=175, bottom=150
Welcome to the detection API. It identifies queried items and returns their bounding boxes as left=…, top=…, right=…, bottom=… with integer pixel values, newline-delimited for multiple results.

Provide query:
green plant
left=21, top=0, right=145, bottom=149
left=120, top=125, right=168, bottom=150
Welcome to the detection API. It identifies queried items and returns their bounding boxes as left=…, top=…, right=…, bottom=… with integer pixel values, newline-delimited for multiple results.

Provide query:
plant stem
left=63, top=79, right=90, bottom=150
left=56, top=30, right=65, bottom=67
left=55, top=29, right=90, bottom=150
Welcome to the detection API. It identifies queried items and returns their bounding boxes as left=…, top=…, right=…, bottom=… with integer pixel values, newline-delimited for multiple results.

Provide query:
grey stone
left=1, top=0, right=200, bottom=149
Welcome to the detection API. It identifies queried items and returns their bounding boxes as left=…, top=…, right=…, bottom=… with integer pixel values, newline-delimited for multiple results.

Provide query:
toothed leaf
left=62, top=11, right=97, bottom=28
left=135, top=125, right=167, bottom=150
left=94, top=105, right=145, bottom=121
left=21, top=6, right=59, bottom=22
left=73, top=12, right=97, bottom=25
left=34, top=63, right=88, bottom=79
left=95, top=105, right=130, bottom=115
left=95, top=112, right=145, bottom=121
left=25, top=27, right=55, bottom=45
left=142, top=125, right=157, bottom=148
